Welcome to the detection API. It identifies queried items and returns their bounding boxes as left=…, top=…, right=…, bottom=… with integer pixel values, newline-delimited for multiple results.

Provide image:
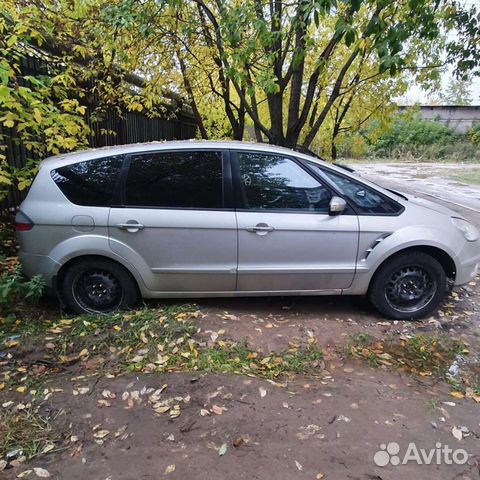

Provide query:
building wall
left=398, top=106, right=480, bottom=133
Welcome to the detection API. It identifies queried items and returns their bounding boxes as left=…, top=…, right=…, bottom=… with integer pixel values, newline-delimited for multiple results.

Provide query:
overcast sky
left=401, top=0, right=480, bottom=105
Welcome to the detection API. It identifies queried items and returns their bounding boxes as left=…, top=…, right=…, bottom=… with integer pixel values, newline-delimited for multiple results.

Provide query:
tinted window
left=238, top=153, right=331, bottom=211
left=51, top=156, right=123, bottom=206
left=125, top=151, right=223, bottom=208
left=310, top=164, right=402, bottom=214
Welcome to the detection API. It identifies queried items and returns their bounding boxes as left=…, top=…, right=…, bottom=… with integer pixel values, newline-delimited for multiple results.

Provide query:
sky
left=400, top=0, right=480, bottom=106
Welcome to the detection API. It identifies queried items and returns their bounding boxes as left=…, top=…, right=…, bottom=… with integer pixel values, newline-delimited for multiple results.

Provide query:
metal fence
left=1, top=56, right=198, bottom=211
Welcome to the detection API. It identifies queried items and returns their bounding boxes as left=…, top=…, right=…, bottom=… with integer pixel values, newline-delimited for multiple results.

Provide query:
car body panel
left=15, top=140, right=480, bottom=301
left=236, top=210, right=359, bottom=291
left=108, top=208, right=238, bottom=292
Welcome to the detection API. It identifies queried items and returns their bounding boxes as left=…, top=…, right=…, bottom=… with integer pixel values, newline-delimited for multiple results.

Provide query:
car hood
left=401, top=192, right=462, bottom=218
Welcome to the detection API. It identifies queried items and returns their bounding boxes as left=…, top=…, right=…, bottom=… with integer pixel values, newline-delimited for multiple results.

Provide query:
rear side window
left=309, top=164, right=402, bottom=215
left=51, top=156, right=123, bottom=206
left=125, top=151, right=223, bottom=209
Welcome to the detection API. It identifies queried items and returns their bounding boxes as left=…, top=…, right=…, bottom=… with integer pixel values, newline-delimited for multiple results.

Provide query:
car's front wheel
left=369, top=251, right=447, bottom=320
left=60, top=258, right=140, bottom=315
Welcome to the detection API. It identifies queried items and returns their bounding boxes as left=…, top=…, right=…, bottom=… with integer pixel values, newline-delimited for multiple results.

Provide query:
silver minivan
left=16, top=141, right=480, bottom=319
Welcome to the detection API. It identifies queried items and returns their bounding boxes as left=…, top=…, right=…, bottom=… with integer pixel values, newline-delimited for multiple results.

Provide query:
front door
left=109, top=149, right=237, bottom=293
left=233, top=151, right=359, bottom=292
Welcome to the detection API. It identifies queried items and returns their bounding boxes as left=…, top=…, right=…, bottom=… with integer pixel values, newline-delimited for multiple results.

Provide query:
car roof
left=40, top=140, right=324, bottom=168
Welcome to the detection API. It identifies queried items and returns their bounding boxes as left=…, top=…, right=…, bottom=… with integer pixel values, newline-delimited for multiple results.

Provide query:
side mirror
left=329, top=196, right=347, bottom=216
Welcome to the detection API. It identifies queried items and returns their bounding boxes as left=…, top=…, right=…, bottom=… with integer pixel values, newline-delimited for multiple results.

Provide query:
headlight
left=452, top=217, right=479, bottom=241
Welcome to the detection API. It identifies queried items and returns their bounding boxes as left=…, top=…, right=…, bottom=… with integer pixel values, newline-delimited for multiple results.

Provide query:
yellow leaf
left=0, top=382, right=5, bottom=390
left=5, top=340, right=18, bottom=348
left=450, top=391, right=465, bottom=399
left=113, top=325, right=121, bottom=331
left=17, top=386, right=26, bottom=393
left=33, top=108, right=42, bottom=124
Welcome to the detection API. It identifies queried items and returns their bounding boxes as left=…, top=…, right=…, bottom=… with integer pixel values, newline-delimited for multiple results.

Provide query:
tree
left=440, top=77, right=472, bottom=105
left=145, top=0, right=448, bottom=151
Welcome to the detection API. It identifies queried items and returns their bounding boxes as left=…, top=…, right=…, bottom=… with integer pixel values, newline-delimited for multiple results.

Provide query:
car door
left=232, top=150, right=359, bottom=292
left=108, top=149, right=237, bottom=293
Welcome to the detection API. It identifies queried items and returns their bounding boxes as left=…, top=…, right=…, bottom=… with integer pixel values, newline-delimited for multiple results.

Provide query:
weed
left=425, top=397, right=439, bottom=413
left=0, top=404, right=65, bottom=460
left=347, top=333, right=464, bottom=377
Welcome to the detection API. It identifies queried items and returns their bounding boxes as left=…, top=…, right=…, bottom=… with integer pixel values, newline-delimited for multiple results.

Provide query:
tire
left=368, top=251, right=447, bottom=320
left=59, top=258, right=140, bottom=315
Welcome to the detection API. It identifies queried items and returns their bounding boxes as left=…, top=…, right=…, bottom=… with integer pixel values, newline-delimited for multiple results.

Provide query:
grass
left=0, top=404, right=66, bottom=461
left=425, top=397, right=439, bottom=414
left=194, top=342, right=323, bottom=379
left=347, top=333, right=464, bottom=377
left=2, top=305, right=324, bottom=392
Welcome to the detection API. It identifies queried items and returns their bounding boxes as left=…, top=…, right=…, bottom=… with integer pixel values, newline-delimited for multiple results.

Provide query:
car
left=15, top=141, right=480, bottom=319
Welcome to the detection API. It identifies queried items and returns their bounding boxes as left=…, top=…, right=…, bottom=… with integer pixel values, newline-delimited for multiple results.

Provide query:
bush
left=368, top=113, right=480, bottom=162
left=0, top=260, right=44, bottom=313
left=468, top=122, right=480, bottom=145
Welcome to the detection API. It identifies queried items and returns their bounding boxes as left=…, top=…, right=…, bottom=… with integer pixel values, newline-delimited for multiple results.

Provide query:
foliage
left=439, top=77, right=472, bottom=105
left=348, top=332, right=464, bottom=377
left=362, top=111, right=480, bottom=162
left=0, top=6, right=91, bottom=199
left=374, top=113, right=460, bottom=151
left=0, top=260, right=44, bottom=314
left=0, top=1, right=179, bottom=201
left=445, top=1, right=480, bottom=79
left=148, top=0, right=448, bottom=151
left=468, top=122, right=480, bottom=145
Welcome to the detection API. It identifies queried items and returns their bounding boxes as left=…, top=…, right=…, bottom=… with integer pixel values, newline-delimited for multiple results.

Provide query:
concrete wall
left=398, top=105, right=480, bottom=133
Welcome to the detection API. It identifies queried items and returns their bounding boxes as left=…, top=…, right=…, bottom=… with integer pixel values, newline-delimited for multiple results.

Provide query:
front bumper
left=18, top=251, right=61, bottom=291
left=454, top=240, right=480, bottom=285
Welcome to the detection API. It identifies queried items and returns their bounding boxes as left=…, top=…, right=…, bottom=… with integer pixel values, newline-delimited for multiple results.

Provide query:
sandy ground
left=1, top=162, right=480, bottom=480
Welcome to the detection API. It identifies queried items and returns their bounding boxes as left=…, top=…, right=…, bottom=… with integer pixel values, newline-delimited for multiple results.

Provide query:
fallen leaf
left=218, top=443, right=228, bottom=456
left=169, top=405, right=181, bottom=418
left=33, top=468, right=50, bottom=478
left=450, top=391, right=465, bottom=400
left=102, top=390, right=116, bottom=399
left=17, top=470, right=32, bottom=478
left=114, top=425, right=128, bottom=438
left=259, top=387, right=267, bottom=398
left=211, top=404, right=223, bottom=415
left=165, top=465, right=175, bottom=474
left=452, top=426, right=463, bottom=441
left=233, top=437, right=244, bottom=448
left=41, top=445, right=54, bottom=454
left=295, top=460, right=303, bottom=471
left=93, top=430, right=110, bottom=439
left=154, top=405, right=171, bottom=414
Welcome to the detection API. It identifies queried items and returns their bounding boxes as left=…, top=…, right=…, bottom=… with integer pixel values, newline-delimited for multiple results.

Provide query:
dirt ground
left=1, top=163, right=480, bottom=480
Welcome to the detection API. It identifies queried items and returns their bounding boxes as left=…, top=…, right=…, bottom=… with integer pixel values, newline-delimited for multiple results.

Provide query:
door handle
left=246, top=223, right=275, bottom=233
left=116, top=222, right=145, bottom=231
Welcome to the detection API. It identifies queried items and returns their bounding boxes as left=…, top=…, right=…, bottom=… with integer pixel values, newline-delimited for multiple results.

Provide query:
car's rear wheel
left=60, top=258, right=140, bottom=314
left=369, top=251, right=447, bottom=320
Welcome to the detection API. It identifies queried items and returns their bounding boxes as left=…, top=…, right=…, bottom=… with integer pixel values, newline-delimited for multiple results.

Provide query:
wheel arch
left=368, top=245, right=456, bottom=291
left=55, top=254, right=143, bottom=296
